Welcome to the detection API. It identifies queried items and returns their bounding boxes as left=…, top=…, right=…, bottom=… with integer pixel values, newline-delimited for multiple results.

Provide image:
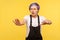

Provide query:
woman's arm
left=13, top=19, right=26, bottom=26
left=42, top=20, right=52, bottom=25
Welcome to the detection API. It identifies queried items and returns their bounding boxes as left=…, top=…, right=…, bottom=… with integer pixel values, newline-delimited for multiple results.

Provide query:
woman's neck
left=31, top=14, right=38, bottom=18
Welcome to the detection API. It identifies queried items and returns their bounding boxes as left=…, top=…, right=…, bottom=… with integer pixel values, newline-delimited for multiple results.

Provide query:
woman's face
left=30, top=5, right=39, bottom=17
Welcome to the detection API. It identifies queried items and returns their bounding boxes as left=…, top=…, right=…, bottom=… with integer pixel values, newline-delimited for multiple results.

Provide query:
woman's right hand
left=13, top=19, right=21, bottom=26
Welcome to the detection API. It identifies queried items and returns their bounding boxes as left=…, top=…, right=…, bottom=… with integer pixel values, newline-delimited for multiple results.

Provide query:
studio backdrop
left=0, top=0, right=60, bottom=40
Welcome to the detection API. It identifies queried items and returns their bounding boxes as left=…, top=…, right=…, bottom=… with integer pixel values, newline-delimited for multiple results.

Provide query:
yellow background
left=0, top=0, right=60, bottom=40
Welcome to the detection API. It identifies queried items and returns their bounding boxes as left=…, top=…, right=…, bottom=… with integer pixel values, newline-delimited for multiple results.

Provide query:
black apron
left=26, top=15, right=42, bottom=40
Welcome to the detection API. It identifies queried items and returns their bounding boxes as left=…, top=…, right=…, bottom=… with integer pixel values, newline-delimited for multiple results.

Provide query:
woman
left=13, top=2, right=52, bottom=40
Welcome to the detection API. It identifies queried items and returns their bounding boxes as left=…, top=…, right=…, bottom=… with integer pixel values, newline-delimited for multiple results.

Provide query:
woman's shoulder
left=24, top=15, right=30, bottom=17
left=39, top=15, right=46, bottom=20
left=24, top=15, right=30, bottom=19
left=39, top=15, right=45, bottom=18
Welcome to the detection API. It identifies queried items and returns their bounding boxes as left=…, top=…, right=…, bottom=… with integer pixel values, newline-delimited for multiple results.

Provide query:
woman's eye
left=30, top=8, right=32, bottom=10
left=31, top=8, right=36, bottom=10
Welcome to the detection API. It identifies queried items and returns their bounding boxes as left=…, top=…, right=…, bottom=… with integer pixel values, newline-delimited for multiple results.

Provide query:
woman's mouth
left=32, top=13, right=35, bottom=14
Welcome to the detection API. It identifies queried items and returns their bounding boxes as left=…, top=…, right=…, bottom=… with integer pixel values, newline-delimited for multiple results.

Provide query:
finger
left=12, top=20, right=16, bottom=24
left=15, top=19, right=19, bottom=22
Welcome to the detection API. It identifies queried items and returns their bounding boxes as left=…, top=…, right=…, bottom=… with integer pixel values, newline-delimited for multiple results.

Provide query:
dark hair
left=29, top=2, right=40, bottom=10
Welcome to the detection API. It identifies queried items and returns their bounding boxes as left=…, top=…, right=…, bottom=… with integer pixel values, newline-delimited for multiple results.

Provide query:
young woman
left=13, top=2, right=52, bottom=40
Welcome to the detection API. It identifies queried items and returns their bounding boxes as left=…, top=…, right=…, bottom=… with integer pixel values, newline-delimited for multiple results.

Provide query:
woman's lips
left=32, top=13, right=34, bottom=14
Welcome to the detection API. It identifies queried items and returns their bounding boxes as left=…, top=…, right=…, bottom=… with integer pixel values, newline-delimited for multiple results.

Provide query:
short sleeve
left=24, top=15, right=29, bottom=22
left=24, top=15, right=28, bottom=22
left=24, top=16, right=27, bottom=20
left=39, top=16, right=46, bottom=24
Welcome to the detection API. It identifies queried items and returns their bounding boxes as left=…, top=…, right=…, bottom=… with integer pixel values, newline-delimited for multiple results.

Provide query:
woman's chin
left=31, top=14, right=37, bottom=17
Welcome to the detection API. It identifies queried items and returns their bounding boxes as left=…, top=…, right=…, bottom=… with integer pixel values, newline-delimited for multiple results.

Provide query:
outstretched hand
left=13, top=19, right=20, bottom=26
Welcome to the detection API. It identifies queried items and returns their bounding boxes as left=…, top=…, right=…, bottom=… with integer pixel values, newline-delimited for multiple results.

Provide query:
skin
left=13, top=5, right=52, bottom=26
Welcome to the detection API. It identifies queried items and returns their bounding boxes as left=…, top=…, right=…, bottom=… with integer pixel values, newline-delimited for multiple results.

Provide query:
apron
left=26, top=15, right=42, bottom=40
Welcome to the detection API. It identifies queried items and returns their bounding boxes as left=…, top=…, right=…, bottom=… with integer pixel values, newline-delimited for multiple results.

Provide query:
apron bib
left=26, top=15, right=42, bottom=40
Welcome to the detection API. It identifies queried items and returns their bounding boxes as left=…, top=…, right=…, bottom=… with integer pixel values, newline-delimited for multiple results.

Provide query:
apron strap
left=30, top=15, right=40, bottom=26
left=38, top=15, right=40, bottom=26
left=30, top=15, right=32, bottom=26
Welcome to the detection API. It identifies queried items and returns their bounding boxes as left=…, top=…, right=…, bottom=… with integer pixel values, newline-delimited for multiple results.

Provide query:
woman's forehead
left=30, top=5, right=37, bottom=8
